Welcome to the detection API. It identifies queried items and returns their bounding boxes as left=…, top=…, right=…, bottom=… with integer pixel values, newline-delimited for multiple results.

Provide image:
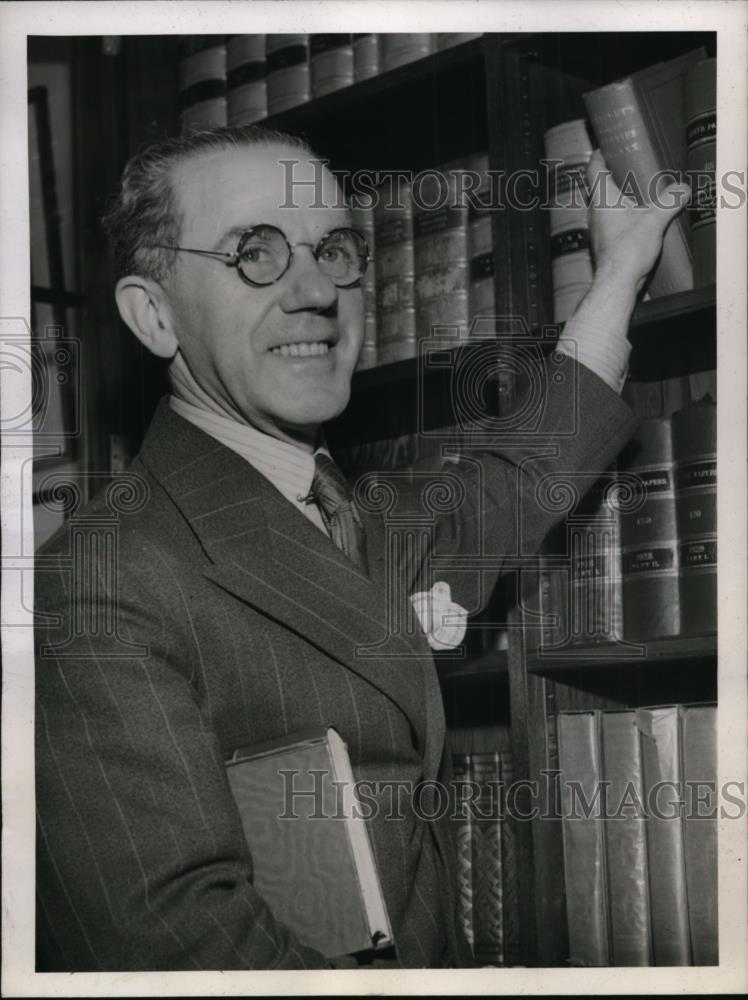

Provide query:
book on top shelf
left=684, top=57, right=717, bottom=287
left=583, top=48, right=707, bottom=298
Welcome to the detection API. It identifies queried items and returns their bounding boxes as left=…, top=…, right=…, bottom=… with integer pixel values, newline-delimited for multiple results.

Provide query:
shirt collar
left=169, top=395, right=330, bottom=506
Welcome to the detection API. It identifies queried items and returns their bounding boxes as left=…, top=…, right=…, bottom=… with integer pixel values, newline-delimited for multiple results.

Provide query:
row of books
left=353, top=153, right=496, bottom=369
left=558, top=703, right=718, bottom=966
left=531, top=396, right=716, bottom=648
left=544, top=49, right=716, bottom=321
left=178, top=33, right=482, bottom=131
left=447, top=725, right=521, bottom=966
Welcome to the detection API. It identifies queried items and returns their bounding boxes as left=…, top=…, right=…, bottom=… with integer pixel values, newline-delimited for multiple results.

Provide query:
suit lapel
left=139, top=401, right=431, bottom=751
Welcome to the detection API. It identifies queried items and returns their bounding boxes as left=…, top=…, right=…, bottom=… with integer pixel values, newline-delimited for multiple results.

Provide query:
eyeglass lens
left=236, top=225, right=367, bottom=287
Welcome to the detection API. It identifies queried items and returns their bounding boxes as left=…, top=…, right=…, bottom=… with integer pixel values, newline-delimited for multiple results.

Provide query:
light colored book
left=226, top=726, right=392, bottom=958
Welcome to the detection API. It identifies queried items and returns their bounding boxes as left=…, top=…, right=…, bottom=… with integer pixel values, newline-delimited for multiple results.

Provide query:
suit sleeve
left=35, top=549, right=333, bottom=971
left=398, top=356, right=639, bottom=612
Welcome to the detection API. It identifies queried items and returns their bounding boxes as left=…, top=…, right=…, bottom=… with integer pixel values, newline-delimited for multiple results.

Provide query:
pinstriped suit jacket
left=35, top=358, right=637, bottom=970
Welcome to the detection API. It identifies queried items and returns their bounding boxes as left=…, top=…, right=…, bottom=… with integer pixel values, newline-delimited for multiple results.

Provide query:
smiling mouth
left=269, top=341, right=332, bottom=358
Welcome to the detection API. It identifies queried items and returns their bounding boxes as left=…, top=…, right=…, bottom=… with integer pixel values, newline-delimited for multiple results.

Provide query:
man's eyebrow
left=212, top=225, right=254, bottom=252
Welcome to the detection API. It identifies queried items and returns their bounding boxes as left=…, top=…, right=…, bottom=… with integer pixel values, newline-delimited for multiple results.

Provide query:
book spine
left=353, top=34, right=379, bottom=82
left=178, top=36, right=227, bottom=132
left=310, top=34, right=354, bottom=98
left=583, top=79, right=693, bottom=297
left=568, top=474, right=623, bottom=645
left=558, top=710, right=610, bottom=966
left=349, top=194, right=378, bottom=371
left=543, top=119, right=594, bottom=323
left=466, top=152, right=495, bottom=335
left=266, top=34, right=310, bottom=114
left=619, top=418, right=681, bottom=640
left=601, top=711, right=653, bottom=965
left=380, top=33, right=433, bottom=73
left=672, top=400, right=717, bottom=635
left=451, top=752, right=476, bottom=951
left=413, top=165, right=470, bottom=347
left=470, top=751, right=504, bottom=965
left=681, top=704, right=719, bottom=965
left=226, top=35, right=267, bottom=126
left=636, top=706, right=691, bottom=964
left=497, top=751, right=522, bottom=965
left=374, top=176, right=416, bottom=363
left=685, top=58, right=716, bottom=287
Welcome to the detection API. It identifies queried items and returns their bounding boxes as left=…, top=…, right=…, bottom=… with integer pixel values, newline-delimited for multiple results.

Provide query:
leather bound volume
left=543, top=119, right=594, bottom=323
left=450, top=752, right=477, bottom=950
left=584, top=49, right=706, bottom=297
left=265, top=34, right=310, bottom=114
left=569, top=473, right=623, bottom=645
left=681, top=703, right=719, bottom=965
left=374, top=175, right=416, bottom=362
left=226, top=726, right=393, bottom=959
left=413, top=162, right=470, bottom=347
left=601, top=711, right=652, bottom=965
left=466, top=151, right=495, bottom=332
left=558, top=710, right=610, bottom=966
left=226, top=35, right=267, bottom=126
left=636, top=706, right=691, bottom=965
left=672, top=398, right=717, bottom=635
left=619, top=418, right=681, bottom=640
left=685, top=58, right=716, bottom=286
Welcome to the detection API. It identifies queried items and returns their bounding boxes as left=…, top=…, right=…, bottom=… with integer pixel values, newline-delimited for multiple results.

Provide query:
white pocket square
left=410, top=581, right=468, bottom=651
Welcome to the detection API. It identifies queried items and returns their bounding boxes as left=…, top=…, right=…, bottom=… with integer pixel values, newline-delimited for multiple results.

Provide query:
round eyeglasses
left=146, top=224, right=371, bottom=288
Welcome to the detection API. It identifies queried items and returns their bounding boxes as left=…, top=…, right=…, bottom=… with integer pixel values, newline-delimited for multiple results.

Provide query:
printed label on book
left=551, top=229, right=591, bottom=257
left=680, top=538, right=717, bottom=568
left=686, top=112, right=716, bottom=149
left=622, top=546, right=676, bottom=574
left=676, top=459, right=717, bottom=491
left=632, top=468, right=673, bottom=497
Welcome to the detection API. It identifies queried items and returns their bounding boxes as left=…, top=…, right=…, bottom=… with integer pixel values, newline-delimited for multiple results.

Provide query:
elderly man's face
left=162, top=143, right=364, bottom=446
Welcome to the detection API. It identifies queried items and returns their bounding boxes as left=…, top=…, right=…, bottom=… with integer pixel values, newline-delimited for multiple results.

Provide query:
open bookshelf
left=56, top=29, right=718, bottom=969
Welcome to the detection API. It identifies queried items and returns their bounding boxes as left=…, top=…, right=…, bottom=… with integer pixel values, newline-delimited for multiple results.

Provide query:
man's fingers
left=656, top=182, right=692, bottom=214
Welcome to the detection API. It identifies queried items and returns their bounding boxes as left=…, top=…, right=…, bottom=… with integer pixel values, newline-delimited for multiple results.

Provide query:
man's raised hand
left=586, top=148, right=692, bottom=293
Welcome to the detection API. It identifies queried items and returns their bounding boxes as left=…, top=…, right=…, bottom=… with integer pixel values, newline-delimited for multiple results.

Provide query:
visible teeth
left=270, top=342, right=330, bottom=357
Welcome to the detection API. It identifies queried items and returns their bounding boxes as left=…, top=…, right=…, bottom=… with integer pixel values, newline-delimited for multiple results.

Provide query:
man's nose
left=278, top=247, right=338, bottom=313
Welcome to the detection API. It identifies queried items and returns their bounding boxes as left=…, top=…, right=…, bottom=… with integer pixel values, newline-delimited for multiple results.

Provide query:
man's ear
left=114, top=275, right=179, bottom=359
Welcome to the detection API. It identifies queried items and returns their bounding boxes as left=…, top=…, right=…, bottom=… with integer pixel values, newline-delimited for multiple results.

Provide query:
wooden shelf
left=262, top=36, right=488, bottom=171
left=347, top=285, right=716, bottom=396
left=525, top=633, right=717, bottom=674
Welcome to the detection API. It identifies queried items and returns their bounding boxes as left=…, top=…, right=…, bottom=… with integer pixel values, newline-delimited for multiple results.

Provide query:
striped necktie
left=311, top=453, right=369, bottom=574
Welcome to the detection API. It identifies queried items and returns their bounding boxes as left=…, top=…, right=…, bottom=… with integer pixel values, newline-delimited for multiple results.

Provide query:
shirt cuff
left=556, top=327, right=631, bottom=394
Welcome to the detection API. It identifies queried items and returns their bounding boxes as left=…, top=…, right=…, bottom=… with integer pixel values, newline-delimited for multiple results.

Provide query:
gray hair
left=102, top=125, right=316, bottom=282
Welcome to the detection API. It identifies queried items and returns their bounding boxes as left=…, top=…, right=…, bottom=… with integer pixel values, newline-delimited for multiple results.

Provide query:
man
left=34, top=125, right=688, bottom=970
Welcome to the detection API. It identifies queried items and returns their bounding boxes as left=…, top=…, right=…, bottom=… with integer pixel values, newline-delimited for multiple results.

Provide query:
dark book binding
left=672, top=398, right=717, bottom=635
left=584, top=49, right=706, bottom=297
left=619, top=418, right=681, bottom=640
left=685, top=58, right=716, bottom=287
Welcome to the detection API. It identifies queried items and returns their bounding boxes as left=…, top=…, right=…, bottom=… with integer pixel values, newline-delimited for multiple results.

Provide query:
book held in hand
left=226, top=726, right=393, bottom=959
